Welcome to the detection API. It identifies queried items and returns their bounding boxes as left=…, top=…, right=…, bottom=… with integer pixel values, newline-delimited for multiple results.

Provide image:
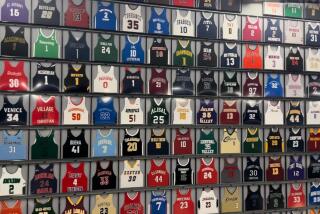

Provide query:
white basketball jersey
left=265, top=45, right=283, bottom=70
left=198, top=190, right=219, bottom=214
left=63, top=97, right=89, bottom=125
left=122, top=5, right=144, bottom=33
left=93, top=66, right=118, bottom=93
left=264, top=2, right=283, bottom=16
left=306, top=48, right=320, bottom=72
left=92, top=194, right=116, bottom=214
left=286, top=74, right=304, bottom=97
left=173, top=10, right=194, bottom=37
left=173, top=98, right=193, bottom=124
left=222, top=15, right=238, bottom=40
left=0, top=167, right=25, bottom=196
left=220, top=129, right=241, bottom=154
left=121, top=98, right=144, bottom=124
left=307, top=101, right=320, bottom=125
left=284, top=20, right=303, bottom=44
left=120, top=160, right=144, bottom=188
left=265, top=101, right=284, bottom=125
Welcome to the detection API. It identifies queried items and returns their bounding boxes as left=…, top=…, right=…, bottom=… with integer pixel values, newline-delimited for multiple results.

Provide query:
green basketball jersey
left=31, top=130, right=58, bottom=159
left=197, top=129, right=217, bottom=154
left=94, top=34, right=118, bottom=62
left=243, top=128, right=262, bottom=153
left=33, top=29, right=59, bottom=59
left=285, top=3, right=303, bottom=18
left=173, top=40, right=194, bottom=66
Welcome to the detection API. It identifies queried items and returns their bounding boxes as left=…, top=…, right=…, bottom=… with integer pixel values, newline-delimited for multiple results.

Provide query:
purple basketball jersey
left=287, top=156, right=304, bottom=180
left=1, top=0, right=28, bottom=23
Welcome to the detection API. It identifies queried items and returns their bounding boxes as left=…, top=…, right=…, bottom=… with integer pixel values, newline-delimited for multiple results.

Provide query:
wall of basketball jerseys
left=1, top=0, right=320, bottom=213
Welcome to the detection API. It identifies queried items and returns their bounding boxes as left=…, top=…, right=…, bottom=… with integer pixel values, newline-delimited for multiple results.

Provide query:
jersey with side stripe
left=92, top=194, right=116, bottom=214
left=63, top=97, right=89, bottom=125
left=308, top=155, right=320, bottom=178
left=308, top=74, right=320, bottom=98
left=122, top=36, right=144, bottom=64
left=244, top=157, right=263, bottom=182
left=197, top=99, right=217, bottom=124
left=148, top=69, right=168, bottom=95
left=286, top=47, right=303, bottom=72
left=173, top=40, right=194, bottom=66
left=122, top=5, right=144, bottom=33
left=220, top=43, right=240, bottom=68
left=94, top=2, right=117, bottom=31
left=148, top=98, right=169, bottom=125
left=122, top=67, right=143, bottom=94
left=0, top=130, right=26, bottom=160
left=286, top=74, right=304, bottom=97
left=245, top=186, right=263, bottom=211
left=198, top=189, right=219, bottom=214
left=287, top=156, right=304, bottom=180
left=0, top=96, right=27, bottom=125
left=172, top=99, right=193, bottom=125
left=120, top=160, right=144, bottom=188
left=287, top=128, right=305, bottom=152
left=197, top=42, right=217, bottom=67
left=267, top=185, right=284, bottom=210
left=197, top=158, right=218, bottom=184
left=174, top=159, right=193, bottom=185
left=265, top=18, right=282, bottom=43
left=148, top=8, right=169, bottom=35
left=221, top=187, right=242, bottom=213
left=221, top=0, right=241, bottom=12
left=150, top=191, right=168, bottom=214
left=92, top=161, right=116, bottom=190
left=64, top=32, right=89, bottom=61
left=64, top=64, right=89, bottom=93
left=266, top=157, right=284, bottom=181
left=0, top=61, right=28, bottom=92
left=122, top=129, right=142, bottom=157
left=220, top=100, right=240, bottom=125
left=31, top=164, right=57, bottom=194
left=33, top=63, right=59, bottom=92
left=221, top=158, right=240, bottom=183
left=33, top=29, right=59, bottom=59
left=31, top=130, right=58, bottom=159
left=92, top=129, right=116, bottom=157
left=32, top=96, right=59, bottom=126
left=173, top=190, right=195, bottom=214
left=173, top=129, right=193, bottom=155
left=93, top=66, right=118, bottom=94
left=147, top=129, right=169, bottom=156
left=1, top=0, right=28, bottom=23
left=93, top=97, right=117, bottom=125
left=286, top=101, right=304, bottom=125
left=149, top=38, right=168, bottom=66
left=243, top=128, right=262, bottom=153
left=147, top=160, right=169, bottom=187
left=172, top=69, right=194, bottom=95
left=94, top=34, right=118, bottom=63
left=64, top=0, right=89, bottom=28
left=1, top=27, right=28, bottom=57
left=0, top=167, right=25, bottom=196
left=62, top=163, right=87, bottom=193
left=121, top=98, right=144, bottom=124
left=63, top=129, right=88, bottom=158
left=197, top=12, right=217, bottom=39
left=243, top=72, right=262, bottom=97
left=197, top=70, right=217, bottom=95
left=265, top=128, right=284, bottom=153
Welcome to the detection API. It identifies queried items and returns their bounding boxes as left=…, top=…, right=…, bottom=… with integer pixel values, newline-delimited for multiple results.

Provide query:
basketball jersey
left=0, top=130, right=26, bottom=160
left=31, top=164, right=57, bottom=194
left=32, top=96, right=59, bottom=126
left=174, top=159, right=193, bottom=185
left=221, top=187, right=241, bottom=213
left=197, top=12, right=217, bottom=39
left=197, top=129, right=217, bottom=154
left=288, top=184, right=306, bottom=208
left=265, top=101, right=283, bottom=125
left=306, top=2, right=320, bottom=20
left=220, top=43, right=240, bottom=68
left=265, top=18, right=282, bottom=43
left=148, top=69, right=168, bottom=95
left=62, top=163, right=87, bottom=193
left=309, top=75, right=320, bottom=98
left=122, top=5, right=144, bottom=33
left=92, top=161, right=116, bottom=190
left=147, top=129, right=169, bottom=156
left=173, top=40, right=194, bottom=66
left=92, top=194, right=116, bottom=214
left=149, top=38, right=168, bottom=65
left=94, top=34, right=118, bottom=63
left=309, top=182, right=320, bottom=205
left=243, top=102, right=262, bottom=125
left=31, top=130, right=58, bottom=159
left=122, top=129, right=142, bottom=156
left=285, top=3, right=303, bottom=18
left=287, top=156, right=304, bottom=180
left=243, top=128, right=262, bottom=153
left=243, top=45, right=263, bottom=70
left=122, top=68, right=143, bottom=94
left=0, top=61, right=28, bottom=92
left=147, top=160, right=169, bottom=187
left=0, top=167, right=25, bottom=196
left=197, top=158, right=218, bottom=184
left=63, top=129, right=88, bottom=158
left=33, top=29, right=59, bottom=59
left=286, top=47, right=303, bottom=72
left=220, top=100, right=240, bottom=125
left=0, top=96, right=27, bottom=125
left=267, top=185, right=284, bottom=210
left=62, top=197, right=87, bottom=214
left=93, top=66, right=117, bottom=93
left=1, top=0, right=28, bottom=23
left=173, top=190, right=195, bottom=214
left=198, top=189, right=219, bottom=214
left=310, top=209, right=320, bottom=214
left=286, top=74, right=304, bottom=97
left=306, top=23, right=320, bottom=46
left=0, top=200, right=22, bottom=214
left=244, top=157, right=263, bottom=182
left=197, top=99, right=217, bottom=124
left=173, top=0, right=194, bottom=7
left=287, top=128, right=305, bottom=152
left=308, top=155, right=320, bottom=178
left=64, top=64, right=89, bottom=93
left=121, top=192, right=144, bottom=214
left=122, top=36, right=144, bottom=64
left=243, top=17, right=262, bottom=42
left=220, top=72, right=240, bottom=96
left=173, top=99, right=193, bottom=124
left=221, top=158, right=240, bottom=183
left=245, top=186, right=263, bottom=211
left=148, top=98, right=169, bottom=125
left=34, top=0, right=59, bottom=25
left=63, top=97, right=89, bottom=125
left=264, top=45, right=283, bottom=70
left=147, top=0, right=170, bottom=4
left=308, top=128, right=320, bottom=152
left=150, top=191, right=167, bottom=214
left=197, top=42, right=217, bottom=67
left=1, top=26, right=28, bottom=57
left=266, top=157, right=284, bottom=181
left=93, top=97, right=117, bottom=125
left=265, top=74, right=283, bottom=97
left=33, top=63, right=59, bottom=92
left=286, top=101, right=304, bottom=125
left=243, top=72, right=262, bottom=97
left=172, top=69, right=194, bottom=95
left=173, top=129, right=193, bottom=155
left=32, top=198, right=55, bottom=214
left=197, top=70, right=217, bottom=96
left=307, top=48, right=320, bottom=72
left=148, top=8, right=170, bottom=35
left=265, top=128, right=284, bottom=153
left=173, top=10, right=194, bottom=37
left=222, top=15, right=238, bottom=40
left=284, top=20, right=303, bottom=44
left=121, top=98, right=144, bottom=124
left=64, top=0, right=89, bottom=28
left=198, top=0, right=216, bottom=9
left=120, top=160, right=144, bottom=188
left=94, top=2, right=117, bottom=31
left=93, top=129, right=116, bottom=157
left=220, top=0, right=241, bottom=12
left=64, top=32, right=89, bottom=61
left=221, top=129, right=240, bottom=154
left=307, top=102, right=320, bottom=125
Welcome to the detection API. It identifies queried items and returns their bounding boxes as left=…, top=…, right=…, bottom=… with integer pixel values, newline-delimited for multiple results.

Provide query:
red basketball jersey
left=242, top=16, right=262, bottom=41
left=0, top=61, right=28, bottom=91
left=197, top=158, right=218, bottom=184
left=64, top=0, right=89, bottom=28
left=308, top=128, right=320, bottom=152
left=174, top=129, right=193, bottom=155
left=147, top=160, right=169, bottom=187
left=287, top=184, right=306, bottom=208
left=120, top=192, right=144, bottom=214
left=266, top=157, right=284, bottom=181
left=173, top=0, right=195, bottom=7
left=173, top=189, right=195, bottom=214
left=243, top=45, right=263, bottom=69
left=62, top=163, right=88, bottom=193
left=32, top=96, right=59, bottom=125
left=220, top=101, right=240, bottom=125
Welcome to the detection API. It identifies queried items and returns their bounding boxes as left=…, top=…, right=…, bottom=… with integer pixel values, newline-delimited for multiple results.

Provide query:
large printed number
left=153, top=115, right=164, bottom=124
left=155, top=175, right=163, bottom=183
left=289, top=115, right=300, bottom=123
left=128, top=175, right=136, bottom=182
left=73, top=179, right=78, bottom=186
left=71, top=146, right=80, bottom=154
left=100, top=208, right=108, bottom=214
left=226, top=112, right=233, bottom=120
left=7, top=113, right=19, bottom=122
left=227, top=58, right=235, bottom=66
left=10, top=9, right=19, bottom=17
left=41, top=10, right=53, bottom=19
left=101, top=46, right=111, bottom=54
left=180, top=141, right=187, bottom=148
left=72, top=113, right=81, bottom=121
left=9, top=146, right=16, bottom=153
left=248, top=87, right=257, bottom=95
left=180, top=26, right=188, bottom=34
left=129, top=114, right=136, bottom=123
left=9, top=185, right=14, bottom=194
left=127, top=142, right=137, bottom=152
left=9, top=79, right=20, bottom=88
left=249, top=169, right=258, bottom=177
left=311, top=34, right=318, bottom=42
left=203, top=172, right=212, bottom=179
left=180, top=201, right=188, bottom=209
left=272, top=168, right=279, bottom=175
left=127, top=20, right=139, bottom=30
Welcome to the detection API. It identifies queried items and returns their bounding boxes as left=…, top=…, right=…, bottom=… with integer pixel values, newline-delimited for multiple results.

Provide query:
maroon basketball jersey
left=149, top=68, right=168, bottom=95
left=308, top=128, right=320, bottom=152
left=243, top=72, right=262, bottom=97
left=64, top=0, right=89, bottom=28
left=266, top=157, right=284, bottom=181
left=220, top=100, right=240, bottom=125
left=173, top=129, right=193, bottom=155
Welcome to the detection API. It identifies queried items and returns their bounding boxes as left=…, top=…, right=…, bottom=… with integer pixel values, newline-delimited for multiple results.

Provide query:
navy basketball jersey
left=309, top=182, right=320, bottom=205
left=220, top=43, right=240, bottom=68
left=33, top=63, right=59, bottom=92
left=198, top=0, right=216, bottom=9
left=31, top=164, right=57, bottom=194
left=197, top=70, right=217, bottom=95
left=148, top=8, right=169, bottom=35
left=122, top=68, right=144, bottom=94
left=93, top=97, right=117, bottom=125
left=267, top=185, right=284, bottom=210
left=242, top=102, right=262, bottom=125
left=147, top=129, right=169, bottom=156
left=122, top=36, right=144, bottom=64
left=306, top=22, right=320, bottom=46
left=64, top=32, right=89, bottom=61
left=265, top=18, right=282, bottom=43
left=197, top=42, right=217, bottom=67
left=94, top=2, right=117, bottom=31
left=34, top=0, right=60, bottom=26
left=197, top=99, right=217, bottom=124
left=287, top=156, right=304, bottom=181
left=0, top=96, right=27, bottom=125
left=172, top=69, right=194, bottom=95
left=308, top=155, right=320, bottom=179
left=197, top=12, right=217, bottom=39
left=245, top=186, right=263, bottom=211
left=287, top=128, right=305, bottom=152
left=244, top=157, right=263, bottom=182
left=264, top=74, right=283, bottom=97
left=150, top=191, right=167, bottom=214
left=63, top=129, right=88, bottom=158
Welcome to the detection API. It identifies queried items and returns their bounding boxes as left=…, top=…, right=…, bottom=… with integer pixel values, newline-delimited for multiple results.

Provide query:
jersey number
left=7, top=113, right=19, bottom=122
left=10, top=9, right=19, bottom=17
left=72, top=113, right=81, bottom=121
left=153, top=115, right=164, bottom=124
left=127, top=20, right=139, bottom=30
left=9, top=79, right=20, bottom=88
left=127, top=142, right=137, bottom=152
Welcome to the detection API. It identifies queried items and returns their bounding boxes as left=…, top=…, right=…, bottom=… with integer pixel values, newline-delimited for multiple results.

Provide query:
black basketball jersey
left=267, top=185, right=284, bottom=210
left=63, top=129, right=88, bottom=158
left=245, top=186, right=263, bottom=211
left=33, top=63, right=59, bottom=92
left=198, top=0, right=216, bottom=10
left=0, top=96, right=27, bottom=125
left=287, top=128, right=304, bottom=152
left=122, top=68, right=144, bottom=94
left=243, top=102, right=262, bottom=125
left=1, top=26, right=28, bottom=57
left=306, top=23, right=320, bottom=46
left=221, top=0, right=241, bottom=12
left=305, top=2, right=320, bottom=20
left=266, top=128, right=283, bottom=153
left=31, top=164, right=57, bottom=194
left=149, top=38, right=168, bottom=65
left=148, top=98, right=169, bottom=125
left=175, top=159, right=192, bottom=185
left=65, top=32, right=89, bottom=61
left=197, top=12, right=217, bottom=39
left=197, top=42, right=217, bottom=67
left=64, top=64, right=89, bottom=93
left=34, top=0, right=60, bottom=25
left=220, top=43, right=240, bottom=68
left=122, top=129, right=143, bottom=156
left=286, top=101, right=304, bottom=125
left=308, top=74, right=320, bottom=98
left=286, top=48, right=303, bottom=72
left=172, top=69, right=194, bottom=95
left=308, top=155, right=320, bottom=178
left=148, top=129, right=169, bottom=155
left=220, top=72, right=240, bottom=96
left=197, top=70, right=217, bottom=96
left=92, top=161, right=116, bottom=190
left=244, top=157, right=263, bottom=182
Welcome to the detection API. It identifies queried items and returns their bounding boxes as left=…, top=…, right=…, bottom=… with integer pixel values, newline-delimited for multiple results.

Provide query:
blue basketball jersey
left=287, top=156, right=304, bottom=180
left=0, top=130, right=26, bottom=160
left=265, top=74, right=283, bottom=97
left=92, top=129, right=116, bottom=157
left=94, top=2, right=117, bottom=31
left=309, top=182, right=320, bottom=205
left=122, top=36, right=144, bottom=64
left=93, top=97, right=117, bottom=125
left=148, top=8, right=170, bottom=35
left=150, top=191, right=167, bottom=214
left=197, top=12, right=217, bottom=39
